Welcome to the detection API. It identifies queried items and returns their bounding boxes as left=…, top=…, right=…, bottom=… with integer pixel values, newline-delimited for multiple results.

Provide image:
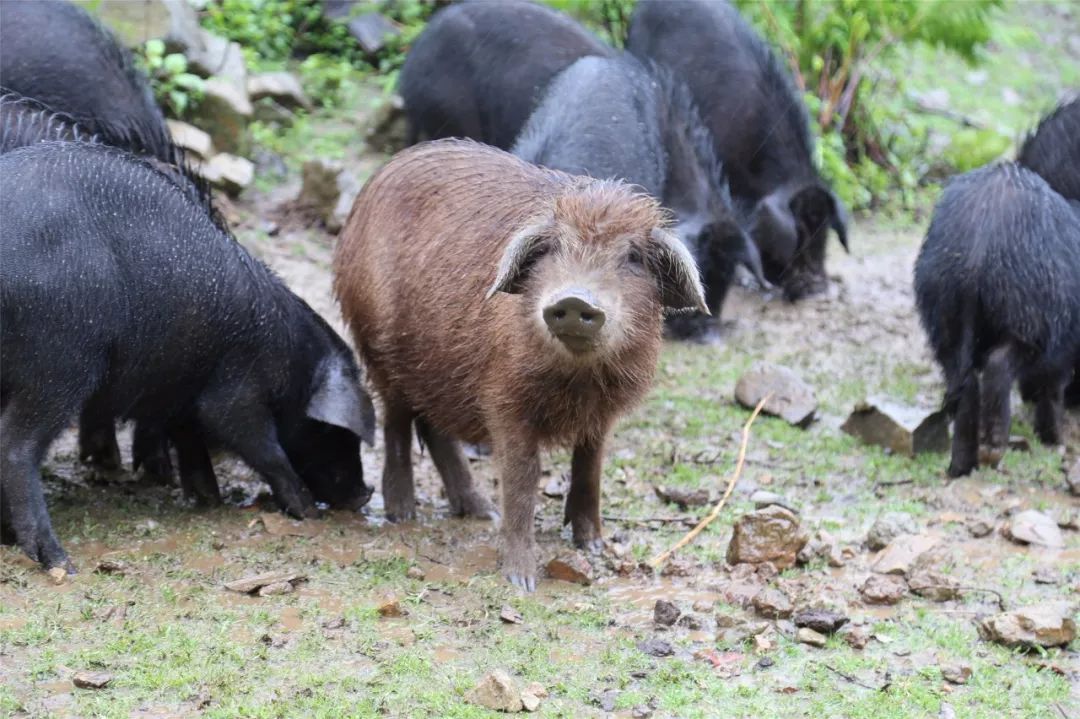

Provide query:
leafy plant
left=139, top=38, right=205, bottom=116
left=541, top=0, right=637, bottom=46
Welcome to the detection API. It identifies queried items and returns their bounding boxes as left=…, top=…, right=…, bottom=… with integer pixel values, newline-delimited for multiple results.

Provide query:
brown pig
left=333, top=139, right=706, bottom=590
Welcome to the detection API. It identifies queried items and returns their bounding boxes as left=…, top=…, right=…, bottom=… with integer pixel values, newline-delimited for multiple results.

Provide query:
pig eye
left=626, top=248, right=644, bottom=266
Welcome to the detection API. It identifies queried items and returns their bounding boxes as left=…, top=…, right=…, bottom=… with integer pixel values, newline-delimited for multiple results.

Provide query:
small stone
left=871, top=534, right=939, bottom=576
left=247, top=71, right=311, bottom=110
left=631, top=706, right=653, bottom=719
left=135, top=518, right=160, bottom=534
left=94, top=559, right=127, bottom=576
left=257, top=581, right=294, bottom=597
left=676, top=613, right=704, bottom=630
left=196, top=153, right=254, bottom=196
left=190, top=77, right=252, bottom=154
left=73, top=671, right=112, bottom=689
left=793, top=609, right=849, bottom=634
left=726, top=505, right=809, bottom=570
left=967, top=518, right=994, bottom=538
left=653, top=599, right=680, bottom=626
left=546, top=552, right=593, bottom=585
left=865, top=512, right=918, bottom=551
left=322, top=617, right=345, bottom=630
left=542, top=474, right=568, bottom=497
left=796, top=627, right=827, bottom=647
left=860, top=574, right=908, bottom=605
left=377, top=597, right=406, bottom=618
left=166, top=119, right=213, bottom=159
left=225, top=570, right=304, bottom=594
left=841, top=397, right=949, bottom=456
left=908, top=569, right=960, bottom=601
left=798, top=530, right=845, bottom=567
left=844, top=626, right=871, bottom=650
left=638, top=638, right=675, bottom=657
left=346, top=12, right=400, bottom=55
left=977, top=602, right=1076, bottom=648
left=1003, top=510, right=1065, bottom=548
left=364, top=94, right=408, bottom=154
left=524, top=682, right=547, bottom=699
left=1033, top=567, right=1062, bottom=585
left=659, top=558, right=694, bottom=577
left=940, top=662, right=972, bottom=685
left=692, top=599, right=714, bottom=613
left=752, top=588, right=793, bottom=618
left=406, top=566, right=425, bottom=580
left=654, top=485, right=710, bottom=509
left=465, top=670, right=523, bottom=713
left=500, top=605, right=523, bottom=625
left=734, top=362, right=817, bottom=426
left=47, top=566, right=68, bottom=585
left=521, top=691, right=541, bottom=712
left=295, top=159, right=361, bottom=233
left=750, top=490, right=797, bottom=513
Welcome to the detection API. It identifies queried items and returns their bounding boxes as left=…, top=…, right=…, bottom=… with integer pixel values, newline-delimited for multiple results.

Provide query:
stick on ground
left=649, top=395, right=770, bottom=569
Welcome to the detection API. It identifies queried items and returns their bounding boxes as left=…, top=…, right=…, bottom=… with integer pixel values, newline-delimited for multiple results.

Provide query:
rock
left=859, top=574, right=908, bottom=605
left=94, top=559, right=127, bottom=576
left=653, top=599, right=680, bottom=627
left=676, top=613, right=704, bottom=630
left=47, top=567, right=68, bottom=585
left=841, top=397, right=949, bottom=456
left=546, top=552, right=593, bottom=585
left=734, top=362, right=817, bottom=426
left=196, top=153, right=254, bottom=196
left=796, top=627, right=827, bottom=647
left=377, top=597, right=406, bottom=618
left=521, top=682, right=545, bottom=711
left=940, top=662, right=972, bottom=685
left=1003, top=510, right=1065, bottom=548
left=750, top=490, right=797, bottom=513
left=752, top=588, right=793, bottom=618
left=1008, top=435, right=1031, bottom=452
left=1033, top=567, right=1062, bottom=585
left=793, top=610, right=849, bottom=635
left=654, top=485, right=709, bottom=509
left=224, top=570, right=305, bottom=594
left=247, top=72, right=311, bottom=110
left=1067, top=458, right=1080, bottom=495
left=726, top=505, right=809, bottom=570
left=542, top=474, right=568, bottom=498
left=844, top=625, right=871, bottom=650
left=406, top=566, right=425, bottom=580
left=189, top=78, right=252, bottom=154
left=166, top=119, right=213, bottom=160
left=865, top=512, right=918, bottom=551
left=257, top=581, right=294, bottom=597
left=465, top=670, right=523, bottom=713
left=692, top=599, right=714, bottom=613
left=347, top=12, right=400, bottom=55
left=908, top=569, right=960, bottom=601
left=500, top=605, right=523, bottom=625
left=186, top=31, right=247, bottom=90
left=638, top=638, right=675, bottom=657
left=967, top=518, right=994, bottom=538
left=660, top=558, right=695, bottom=577
left=797, top=529, right=845, bottom=567
left=73, top=671, right=113, bottom=689
left=871, top=534, right=939, bottom=576
left=296, top=159, right=361, bottom=233
left=365, top=94, right=409, bottom=154
left=978, top=603, right=1076, bottom=649
left=95, top=0, right=180, bottom=45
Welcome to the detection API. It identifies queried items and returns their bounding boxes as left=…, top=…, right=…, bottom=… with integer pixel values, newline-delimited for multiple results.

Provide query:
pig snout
left=542, top=289, right=606, bottom=352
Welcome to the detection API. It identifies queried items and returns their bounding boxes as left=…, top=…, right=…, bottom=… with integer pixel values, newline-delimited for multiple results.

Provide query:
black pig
left=513, top=54, right=766, bottom=339
left=0, top=0, right=172, bottom=162
left=914, top=162, right=1080, bottom=477
left=627, top=0, right=848, bottom=300
left=398, top=0, right=614, bottom=149
left=0, top=92, right=96, bottom=152
left=0, top=142, right=375, bottom=571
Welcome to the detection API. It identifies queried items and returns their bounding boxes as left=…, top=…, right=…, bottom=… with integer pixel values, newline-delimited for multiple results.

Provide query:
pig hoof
left=978, top=446, right=1005, bottom=466
left=452, top=491, right=500, bottom=521
left=385, top=508, right=416, bottom=523
left=574, top=536, right=605, bottom=554
left=946, top=461, right=974, bottom=478
left=506, top=572, right=537, bottom=593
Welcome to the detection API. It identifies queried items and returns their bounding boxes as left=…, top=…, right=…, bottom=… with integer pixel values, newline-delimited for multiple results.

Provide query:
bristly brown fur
left=334, top=139, right=677, bottom=587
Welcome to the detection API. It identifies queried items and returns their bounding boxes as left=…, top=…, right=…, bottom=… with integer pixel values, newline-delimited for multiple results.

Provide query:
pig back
left=335, top=140, right=564, bottom=441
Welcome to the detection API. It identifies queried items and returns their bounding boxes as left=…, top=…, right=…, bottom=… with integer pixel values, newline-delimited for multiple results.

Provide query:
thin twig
left=649, top=396, right=770, bottom=568
left=823, top=663, right=890, bottom=692
left=602, top=514, right=697, bottom=526
left=920, top=585, right=1006, bottom=611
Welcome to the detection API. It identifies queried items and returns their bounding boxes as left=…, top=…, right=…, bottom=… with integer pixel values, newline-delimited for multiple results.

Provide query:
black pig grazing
left=513, top=54, right=766, bottom=339
left=1017, top=98, right=1080, bottom=405
left=914, top=162, right=1080, bottom=477
left=0, top=142, right=375, bottom=571
left=0, top=0, right=172, bottom=162
left=0, top=92, right=96, bottom=153
left=398, top=0, right=614, bottom=149
left=627, top=0, right=848, bottom=300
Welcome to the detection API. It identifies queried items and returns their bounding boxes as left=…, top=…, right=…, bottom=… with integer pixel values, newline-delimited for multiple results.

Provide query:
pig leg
left=382, top=397, right=417, bottom=522
left=947, top=373, right=980, bottom=477
left=77, top=396, right=121, bottom=471
left=1022, top=369, right=1067, bottom=446
left=416, top=419, right=498, bottom=520
left=978, top=344, right=1017, bottom=466
left=492, top=429, right=541, bottom=591
left=1, top=403, right=72, bottom=571
left=132, top=422, right=174, bottom=483
left=171, top=422, right=221, bottom=507
left=565, top=435, right=607, bottom=553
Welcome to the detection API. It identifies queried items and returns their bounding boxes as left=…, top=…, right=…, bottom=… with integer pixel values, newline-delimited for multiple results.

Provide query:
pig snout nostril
left=543, top=293, right=606, bottom=352
left=553, top=309, right=567, bottom=320
left=579, top=311, right=595, bottom=323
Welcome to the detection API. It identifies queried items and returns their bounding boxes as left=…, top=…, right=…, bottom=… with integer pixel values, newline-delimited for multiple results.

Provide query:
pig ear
left=648, top=227, right=709, bottom=314
left=830, top=193, right=850, bottom=253
left=307, top=358, right=377, bottom=446
left=485, top=218, right=553, bottom=298
left=751, top=192, right=798, bottom=267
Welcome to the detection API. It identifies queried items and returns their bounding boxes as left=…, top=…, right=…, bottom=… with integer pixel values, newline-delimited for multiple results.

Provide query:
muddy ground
left=3, top=14, right=1080, bottom=715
